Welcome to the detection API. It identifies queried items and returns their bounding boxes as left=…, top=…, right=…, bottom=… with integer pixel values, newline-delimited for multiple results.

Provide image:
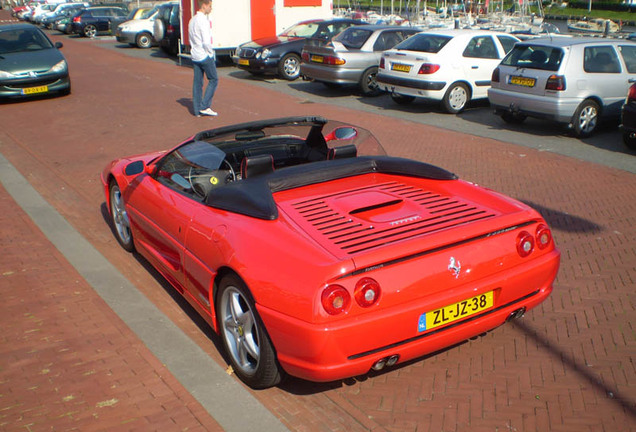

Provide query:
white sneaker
left=199, top=108, right=218, bottom=116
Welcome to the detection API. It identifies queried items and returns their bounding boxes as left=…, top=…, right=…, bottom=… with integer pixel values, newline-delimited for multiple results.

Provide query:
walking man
left=189, top=0, right=218, bottom=117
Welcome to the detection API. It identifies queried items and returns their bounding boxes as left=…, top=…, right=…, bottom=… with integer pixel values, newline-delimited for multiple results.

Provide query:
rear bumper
left=300, top=63, right=363, bottom=85
left=488, top=87, right=578, bottom=124
left=260, top=249, right=559, bottom=382
left=377, top=72, right=446, bottom=99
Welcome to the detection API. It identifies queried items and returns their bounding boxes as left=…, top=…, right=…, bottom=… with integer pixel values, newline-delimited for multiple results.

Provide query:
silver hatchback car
left=488, top=36, right=636, bottom=137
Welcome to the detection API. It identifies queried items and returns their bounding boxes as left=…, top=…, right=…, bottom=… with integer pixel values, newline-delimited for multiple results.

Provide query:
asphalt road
left=86, top=35, right=636, bottom=174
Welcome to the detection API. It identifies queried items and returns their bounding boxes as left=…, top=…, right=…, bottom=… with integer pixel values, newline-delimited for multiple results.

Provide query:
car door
left=583, top=45, right=633, bottom=117
left=461, top=35, right=502, bottom=98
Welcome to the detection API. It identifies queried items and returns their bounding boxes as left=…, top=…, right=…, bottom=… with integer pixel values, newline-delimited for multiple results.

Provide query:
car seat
left=327, top=144, right=357, bottom=160
left=240, top=154, right=275, bottom=179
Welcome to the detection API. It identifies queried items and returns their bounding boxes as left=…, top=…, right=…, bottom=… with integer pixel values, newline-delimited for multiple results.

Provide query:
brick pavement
left=0, top=10, right=634, bottom=432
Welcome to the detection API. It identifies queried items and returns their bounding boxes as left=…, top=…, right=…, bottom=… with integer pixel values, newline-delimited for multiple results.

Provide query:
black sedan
left=233, top=18, right=363, bottom=80
left=71, top=6, right=129, bottom=38
left=0, top=23, right=71, bottom=99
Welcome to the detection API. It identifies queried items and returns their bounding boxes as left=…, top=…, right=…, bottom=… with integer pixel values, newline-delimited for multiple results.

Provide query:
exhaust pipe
left=506, top=307, right=526, bottom=322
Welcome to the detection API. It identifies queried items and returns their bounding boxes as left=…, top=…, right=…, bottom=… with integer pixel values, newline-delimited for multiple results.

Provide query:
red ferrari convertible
left=102, top=116, right=560, bottom=389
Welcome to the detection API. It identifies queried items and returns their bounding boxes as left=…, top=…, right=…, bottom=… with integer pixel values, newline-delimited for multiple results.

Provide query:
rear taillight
left=491, top=67, right=500, bottom=83
left=535, top=224, right=553, bottom=250
left=545, top=74, right=566, bottom=91
left=354, top=278, right=381, bottom=308
left=72, top=16, right=80, bottom=22
left=166, top=24, right=175, bottom=34
left=322, top=55, right=345, bottom=65
left=627, top=83, right=636, bottom=103
left=301, top=51, right=309, bottom=61
left=516, top=231, right=535, bottom=257
left=321, top=285, right=351, bottom=315
left=418, top=63, right=440, bottom=74
left=380, top=57, right=385, bottom=69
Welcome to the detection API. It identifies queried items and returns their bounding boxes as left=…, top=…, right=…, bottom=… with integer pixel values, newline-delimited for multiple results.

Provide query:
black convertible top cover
left=205, top=156, right=457, bottom=220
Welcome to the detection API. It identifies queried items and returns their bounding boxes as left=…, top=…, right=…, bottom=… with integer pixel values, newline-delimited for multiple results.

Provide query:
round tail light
left=354, top=278, right=381, bottom=308
left=516, top=231, right=534, bottom=257
left=322, top=285, right=351, bottom=315
left=535, top=224, right=552, bottom=249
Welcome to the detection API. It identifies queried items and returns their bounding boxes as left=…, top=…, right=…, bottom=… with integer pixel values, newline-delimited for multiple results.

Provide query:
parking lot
left=1, top=12, right=635, bottom=432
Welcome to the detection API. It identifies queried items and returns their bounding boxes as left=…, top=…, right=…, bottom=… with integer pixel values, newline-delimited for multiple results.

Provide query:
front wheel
left=216, top=274, right=282, bottom=389
left=572, top=99, right=600, bottom=138
left=442, top=82, right=469, bottom=114
left=83, top=24, right=97, bottom=38
left=278, top=53, right=301, bottom=80
left=136, top=32, right=152, bottom=49
left=109, top=181, right=134, bottom=252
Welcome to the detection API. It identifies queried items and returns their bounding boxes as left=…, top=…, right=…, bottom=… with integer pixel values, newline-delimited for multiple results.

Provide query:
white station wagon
left=377, top=30, right=520, bottom=113
left=488, top=36, right=636, bottom=137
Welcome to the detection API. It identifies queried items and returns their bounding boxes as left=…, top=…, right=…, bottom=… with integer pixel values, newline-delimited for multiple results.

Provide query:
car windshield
left=333, top=28, right=372, bottom=49
left=501, top=45, right=564, bottom=71
left=393, top=33, right=451, bottom=53
left=141, top=6, right=159, bottom=19
left=0, top=28, right=53, bottom=54
left=280, top=22, right=321, bottom=38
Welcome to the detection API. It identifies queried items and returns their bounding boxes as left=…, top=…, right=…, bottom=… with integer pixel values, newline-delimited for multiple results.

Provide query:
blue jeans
left=192, top=56, right=218, bottom=115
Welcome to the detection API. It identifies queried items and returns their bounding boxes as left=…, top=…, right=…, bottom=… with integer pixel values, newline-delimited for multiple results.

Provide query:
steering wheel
left=188, top=160, right=236, bottom=198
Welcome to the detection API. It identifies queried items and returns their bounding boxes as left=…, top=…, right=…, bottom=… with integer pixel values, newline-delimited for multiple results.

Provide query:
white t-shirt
left=188, top=11, right=215, bottom=62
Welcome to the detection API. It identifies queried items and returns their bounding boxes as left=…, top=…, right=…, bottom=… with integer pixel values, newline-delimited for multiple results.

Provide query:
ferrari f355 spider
left=102, top=116, right=560, bottom=389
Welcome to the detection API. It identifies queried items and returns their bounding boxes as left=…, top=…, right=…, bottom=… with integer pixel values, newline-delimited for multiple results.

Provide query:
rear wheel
left=109, top=181, right=134, bottom=252
left=278, top=53, right=301, bottom=80
left=391, top=93, right=415, bottom=105
left=83, top=24, right=97, bottom=38
left=136, top=32, right=152, bottom=49
left=623, top=131, right=636, bottom=150
left=359, top=66, right=380, bottom=96
left=216, top=274, right=282, bottom=389
left=572, top=99, right=600, bottom=138
left=442, top=82, right=469, bottom=114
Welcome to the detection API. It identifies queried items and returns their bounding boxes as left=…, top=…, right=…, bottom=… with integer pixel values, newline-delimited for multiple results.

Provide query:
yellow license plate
left=418, top=291, right=494, bottom=332
left=391, top=63, right=411, bottom=73
left=238, top=59, right=249, bottom=66
left=22, top=85, right=49, bottom=95
left=510, top=76, right=536, bottom=87
left=311, top=55, right=324, bottom=63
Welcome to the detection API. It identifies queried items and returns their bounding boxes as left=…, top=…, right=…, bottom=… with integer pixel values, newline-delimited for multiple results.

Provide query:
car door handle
left=472, top=66, right=478, bottom=69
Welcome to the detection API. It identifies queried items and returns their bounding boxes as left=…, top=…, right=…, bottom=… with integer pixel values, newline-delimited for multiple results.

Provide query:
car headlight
left=48, top=60, right=67, bottom=74
left=259, top=48, right=271, bottom=59
left=0, top=70, right=17, bottom=79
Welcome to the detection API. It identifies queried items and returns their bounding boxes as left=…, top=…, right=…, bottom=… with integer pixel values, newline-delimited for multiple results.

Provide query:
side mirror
left=124, top=160, right=145, bottom=175
left=55, top=41, right=63, bottom=49
left=324, top=126, right=358, bottom=142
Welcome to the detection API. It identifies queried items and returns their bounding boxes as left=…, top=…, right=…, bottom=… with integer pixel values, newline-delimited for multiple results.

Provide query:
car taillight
left=418, top=63, right=440, bottom=74
left=516, top=231, right=535, bottom=257
left=627, top=83, right=636, bottom=103
left=321, top=285, right=351, bottom=315
left=322, top=55, right=345, bottom=66
left=535, top=224, right=553, bottom=250
left=301, top=51, right=309, bottom=61
left=354, top=278, right=381, bottom=308
left=491, top=67, right=500, bottom=83
left=72, top=16, right=80, bottom=22
left=166, top=24, right=174, bottom=34
left=379, top=57, right=385, bottom=69
left=545, top=74, right=565, bottom=91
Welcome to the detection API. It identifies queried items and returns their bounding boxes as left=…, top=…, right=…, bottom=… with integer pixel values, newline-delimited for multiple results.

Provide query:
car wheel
left=109, top=180, right=134, bottom=252
left=623, top=131, right=636, bottom=150
left=83, top=24, right=97, bottom=38
left=572, top=99, right=600, bottom=138
left=278, top=53, right=301, bottom=80
left=360, top=66, right=380, bottom=96
left=501, top=111, right=527, bottom=124
left=391, top=93, right=415, bottom=105
left=442, top=82, right=469, bottom=114
left=217, top=274, right=282, bottom=389
left=136, top=32, right=152, bottom=49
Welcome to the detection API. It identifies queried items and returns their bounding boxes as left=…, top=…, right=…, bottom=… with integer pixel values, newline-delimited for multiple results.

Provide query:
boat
left=567, top=18, right=620, bottom=34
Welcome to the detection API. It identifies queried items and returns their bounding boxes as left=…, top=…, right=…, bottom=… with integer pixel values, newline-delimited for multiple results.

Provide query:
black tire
left=83, top=24, right=97, bottom=38
left=572, top=99, right=600, bottom=138
left=109, top=180, right=135, bottom=252
left=391, top=93, right=415, bottom=105
left=278, top=53, right=301, bottom=80
left=216, top=274, right=282, bottom=389
left=623, top=131, right=636, bottom=150
left=359, top=66, right=380, bottom=96
left=442, top=82, right=469, bottom=114
left=501, top=111, right=527, bottom=124
left=136, top=32, right=152, bottom=49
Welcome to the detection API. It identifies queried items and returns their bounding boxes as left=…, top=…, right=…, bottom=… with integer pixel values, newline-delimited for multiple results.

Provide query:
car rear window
left=393, top=33, right=451, bottom=53
left=501, top=44, right=564, bottom=71
left=334, top=28, right=372, bottom=49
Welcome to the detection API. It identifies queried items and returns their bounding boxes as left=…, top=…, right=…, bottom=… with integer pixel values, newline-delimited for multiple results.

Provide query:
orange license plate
left=418, top=291, right=494, bottom=332
left=510, top=76, right=536, bottom=87
left=311, top=55, right=324, bottom=63
left=391, top=63, right=411, bottom=73
left=21, top=85, right=49, bottom=95
left=238, top=59, right=249, bottom=66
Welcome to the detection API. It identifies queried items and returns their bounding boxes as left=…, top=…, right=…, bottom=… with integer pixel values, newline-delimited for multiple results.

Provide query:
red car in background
left=102, top=116, right=560, bottom=389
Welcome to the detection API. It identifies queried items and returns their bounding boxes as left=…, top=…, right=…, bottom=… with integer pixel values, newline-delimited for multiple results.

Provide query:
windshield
left=501, top=45, right=564, bottom=71
left=0, top=27, right=54, bottom=54
left=280, top=22, right=321, bottom=38
left=394, top=33, right=451, bottom=53
left=334, top=28, right=372, bottom=49
left=141, top=6, right=158, bottom=19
